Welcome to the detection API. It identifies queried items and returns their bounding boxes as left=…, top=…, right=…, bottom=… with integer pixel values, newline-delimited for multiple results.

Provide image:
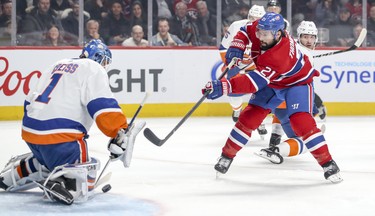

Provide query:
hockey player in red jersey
left=0, top=39, right=146, bottom=204
left=203, top=13, right=342, bottom=183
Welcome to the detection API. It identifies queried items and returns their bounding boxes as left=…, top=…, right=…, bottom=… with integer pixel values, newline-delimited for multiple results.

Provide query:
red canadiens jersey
left=232, top=20, right=319, bottom=91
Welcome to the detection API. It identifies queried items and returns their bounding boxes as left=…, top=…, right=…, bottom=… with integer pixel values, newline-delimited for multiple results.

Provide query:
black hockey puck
left=102, top=184, right=112, bottom=193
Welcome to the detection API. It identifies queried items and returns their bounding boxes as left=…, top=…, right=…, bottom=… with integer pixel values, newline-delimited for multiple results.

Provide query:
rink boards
left=1, top=47, right=375, bottom=119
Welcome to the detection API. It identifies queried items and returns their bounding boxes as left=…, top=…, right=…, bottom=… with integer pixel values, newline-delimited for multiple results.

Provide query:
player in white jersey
left=219, top=4, right=268, bottom=137
left=256, top=21, right=327, bottom=164
left=0, top=39, right=145, bottom=205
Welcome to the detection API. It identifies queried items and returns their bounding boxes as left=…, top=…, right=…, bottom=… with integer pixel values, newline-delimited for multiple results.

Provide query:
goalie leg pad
left=0, top=153, right=49, bottom=191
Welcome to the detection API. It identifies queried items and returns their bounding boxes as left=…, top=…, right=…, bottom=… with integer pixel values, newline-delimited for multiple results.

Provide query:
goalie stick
left=95, top=92, right=150, bottom=187
left=144, top=58, right=239, bottom=147
left=313, top=28, right=367, bottom=58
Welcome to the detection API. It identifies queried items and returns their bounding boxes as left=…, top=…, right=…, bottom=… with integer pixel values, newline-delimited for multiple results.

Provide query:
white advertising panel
left=1, top=48, right=375, bottom=107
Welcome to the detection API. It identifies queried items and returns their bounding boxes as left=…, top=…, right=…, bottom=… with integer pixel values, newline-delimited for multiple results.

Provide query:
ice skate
left=214, top=155, right=233, bottom=175
left=318, top=105, right=327, bottom=121
left=257, top=124, right=267, bottom=140
left=254, top=146, right=284, bottom=164
left=269, top=133, right=281, bottom=147
left=36, top=179, right=74, bottom=205
left=232, top=109, right=242, bottom=122
left=322, top=160, right=343, bottom=183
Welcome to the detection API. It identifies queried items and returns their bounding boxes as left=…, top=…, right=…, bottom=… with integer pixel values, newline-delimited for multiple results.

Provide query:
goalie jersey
left=22, top=58, right=127, bottom=145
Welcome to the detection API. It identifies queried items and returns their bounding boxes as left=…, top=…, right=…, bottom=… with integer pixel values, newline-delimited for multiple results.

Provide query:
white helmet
left=248, top=5, right=266, bottom=20
left=297, top=21, right=318, bottom=44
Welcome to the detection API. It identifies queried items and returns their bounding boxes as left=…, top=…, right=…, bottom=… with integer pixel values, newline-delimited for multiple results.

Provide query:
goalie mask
left=297, top=21, right=318, bottom=50
left=80, top=39, right=112, bottom=68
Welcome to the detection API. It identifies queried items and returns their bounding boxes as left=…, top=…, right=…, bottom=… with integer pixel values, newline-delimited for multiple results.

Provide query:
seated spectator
left=100, top=0, right=130, bottom=45
left=367, top=5, right=375, bottom=38
left=344, top=0, right=370, bottom=24
left=225, top=3, right=250, bottom=24
left=122, top=25, right=148, bottom=46
left=346, top=23, right=374, bottom=47
left=39, top=24, right=68, bottom=46
left=18, top=0, right=63, bottom=45
left=0, top=0, right=14, bottom=27
left=84, top=0, right=107, bottom=21
left=315, top=0, right=339, bottom=27
left=151, top=17, right=186, bottom=46
left=0, top=20, right=11, bottom=46
left=129, top=1, right=147, bottom=38
left=170, top=1, right=201, bottom=45
left=196, top=0, right=216, bottom=45
left=50, top=0, right=71, bottom=18
left=153, top=0, right=173, bottom=20
left=83, top=19, right=104, bottom=44
left=61, top=0, right=90, bottom=45
left=173, top=0, right=198, bottom=19
left=327, top=7, right=355, bottom=46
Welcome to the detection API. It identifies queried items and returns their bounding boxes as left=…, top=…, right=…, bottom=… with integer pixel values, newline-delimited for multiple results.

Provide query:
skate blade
left=327, top=173, right=343, bottom=184
left=254, top=152, right=282, bottom=164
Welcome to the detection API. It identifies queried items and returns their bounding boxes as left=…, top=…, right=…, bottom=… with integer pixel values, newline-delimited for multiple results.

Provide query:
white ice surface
left=1, top=116, right=374, bottom=216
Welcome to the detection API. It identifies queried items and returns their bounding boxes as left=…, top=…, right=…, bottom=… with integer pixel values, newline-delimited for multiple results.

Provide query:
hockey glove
left=108, top=128, right=129, bottom=159
left=107, top=121, right=146, bottom=167
left=225, top=39, right=246, bottom=66
left=203, top=79, right=231, bottom=100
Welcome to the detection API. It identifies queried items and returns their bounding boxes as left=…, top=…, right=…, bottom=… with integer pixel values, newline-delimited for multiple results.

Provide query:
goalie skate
left=35, top=180, right=74, bottom=205
left=322, top=160, right=343, bottom=183
left=254, top=147, right=284, bottom=164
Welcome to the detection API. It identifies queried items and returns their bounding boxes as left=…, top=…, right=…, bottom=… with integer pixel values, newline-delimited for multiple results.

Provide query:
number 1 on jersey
left=36, top=73, right=63, bottom=103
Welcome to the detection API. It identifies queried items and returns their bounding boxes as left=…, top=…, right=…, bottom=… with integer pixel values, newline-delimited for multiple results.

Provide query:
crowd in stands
left=0, top=0, right=375, bottom=47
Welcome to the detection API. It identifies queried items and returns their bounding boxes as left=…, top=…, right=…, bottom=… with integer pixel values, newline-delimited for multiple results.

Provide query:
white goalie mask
left=297, top=21, right=318, bottom=45
left=248, top=5, right=266, bottom=22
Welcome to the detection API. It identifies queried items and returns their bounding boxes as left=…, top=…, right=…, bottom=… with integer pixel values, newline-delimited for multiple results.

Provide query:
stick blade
left=354, top=28, right=367, bottom=47
left=143, top=128, right=165, bottom=146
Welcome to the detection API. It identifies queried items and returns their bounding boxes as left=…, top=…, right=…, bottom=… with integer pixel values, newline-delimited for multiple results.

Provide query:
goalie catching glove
left=203, top=79, right=232, bottom=100
left=108, top=121, right=146, bottom=167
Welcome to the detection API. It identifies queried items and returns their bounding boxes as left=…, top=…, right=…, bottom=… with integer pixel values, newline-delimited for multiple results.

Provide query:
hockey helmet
left=80, top=39, right=112, bottom=67
left=258, top=12, right=285, bottom=33
left=297, top=21, right=318, bottom=45
left=248, top=5, right=266, bottom=20
left=267, top=0, right=281, bottom=8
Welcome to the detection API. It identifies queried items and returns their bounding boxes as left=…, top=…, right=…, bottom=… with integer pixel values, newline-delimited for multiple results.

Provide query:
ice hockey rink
left=0, top=116, right=374, bottom=216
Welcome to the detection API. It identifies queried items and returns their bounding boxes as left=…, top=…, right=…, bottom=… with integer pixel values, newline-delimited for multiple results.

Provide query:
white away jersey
left=22, top=58, right=127, bottom=145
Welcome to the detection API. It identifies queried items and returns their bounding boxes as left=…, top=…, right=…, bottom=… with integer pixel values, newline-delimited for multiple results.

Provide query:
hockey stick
left=95, top=92, right=150, bottom=186
left=143, top=58, right=238, bottom=147
left=313, top=28, right=367, bottom=58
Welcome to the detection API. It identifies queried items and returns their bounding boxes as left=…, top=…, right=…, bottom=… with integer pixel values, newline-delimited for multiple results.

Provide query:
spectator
left=153, top=0, right=173, bottom=19
left=50, top=0, right=71, bottom=18
left=100, top=0, right=130, bottom=45
left=196, top=0, right=216, bottom=45
left=344, top=0, right=370, bottom=24
left=151, top=17, right=186, bottom=46
left=83, top=19, right=104, bottom=44
left=0, top=20, right=11, bottom=46
left=39, top=24, right=68, bottom=46
left=173, top=0, right=198, bottom=19
left=122, top=25, right=148, bottom=46
left=367, top=5, right=375, bottom=44
left=1, top=0, right=19, bottom=27
left=18, top=0, right=63, bottom=45
left=84, top=0, right=107, bottom=21
left=61, top=0, right=90, bottom=45
left=327, top=7, right=354, bottom=46
left=266, top=0, right=290, bottom=32
left=170, top=1, right=201, bottom=45
left=346, top=23, right=374, bottom=46
left=129, top=1, right=147, bottom=37
left=225, top=3, right=249, bottom=24
left=315, top=0, right=339, bottom=27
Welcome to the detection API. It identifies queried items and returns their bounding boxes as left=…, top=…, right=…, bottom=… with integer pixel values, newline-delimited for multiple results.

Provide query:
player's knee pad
left=45, top=157, right=100, bottom=202
left=238, top=104, right=270, bottom=131
left=0, top=153, right=49, bottom=192
left=289, top=112, right=319, bottom=139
